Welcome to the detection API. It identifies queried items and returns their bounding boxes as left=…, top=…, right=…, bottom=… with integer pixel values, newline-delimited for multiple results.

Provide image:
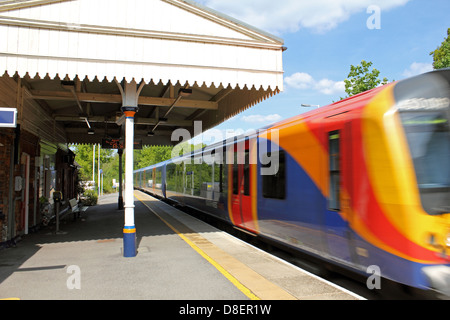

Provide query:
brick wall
left=0, top=131, right=14, bottom=242
left=0, top=75, right=18, bottom=242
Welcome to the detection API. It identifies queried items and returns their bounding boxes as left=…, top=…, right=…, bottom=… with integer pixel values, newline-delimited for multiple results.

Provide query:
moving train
left=134, top=69, right=450, bottom=296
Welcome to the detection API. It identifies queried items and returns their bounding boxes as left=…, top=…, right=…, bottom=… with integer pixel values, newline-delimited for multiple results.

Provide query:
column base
left=123, top=226, right=136, bottom=258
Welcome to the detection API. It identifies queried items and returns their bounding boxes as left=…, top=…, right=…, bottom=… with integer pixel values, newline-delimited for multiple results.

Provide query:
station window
left=329, top=131, right=340, bottom=211
left=262, top=151, right=286, bottom=199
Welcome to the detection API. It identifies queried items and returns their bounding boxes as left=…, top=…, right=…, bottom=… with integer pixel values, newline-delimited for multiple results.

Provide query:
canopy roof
left=0, top=0, right=284, bottom=146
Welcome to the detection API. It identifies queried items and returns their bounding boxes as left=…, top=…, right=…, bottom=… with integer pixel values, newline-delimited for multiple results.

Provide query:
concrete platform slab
left=0, top=191, right=363, bottom=301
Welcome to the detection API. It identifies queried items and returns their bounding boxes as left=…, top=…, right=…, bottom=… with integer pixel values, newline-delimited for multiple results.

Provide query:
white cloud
left=242, top=114, right=283, bottom=123
left=284, top=72, right=314, bottom=89
left=314, top=78, right=346, bottom=95
left=402, top=62, right=433, bottom=78
left=197, top=0, right=411, bottom=34
left=284, top=72, right=345, bottom=95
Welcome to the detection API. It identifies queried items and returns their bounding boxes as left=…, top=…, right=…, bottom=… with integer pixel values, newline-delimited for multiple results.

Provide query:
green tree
left=134, top=145, right=174, bottom=169
left=343, top=60, right=389, bottom=98
left=430, top=28, right=450, bottom=70
left=134, top=142, right=207, bottom=170
left=70, top=144, right=115, bottom=191
left=72, top=144, right=191, bottom=195
left=101, top=153, right=121, bottom=194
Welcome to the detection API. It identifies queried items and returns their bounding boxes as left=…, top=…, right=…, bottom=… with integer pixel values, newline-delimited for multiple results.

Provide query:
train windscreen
left=395, top=71, right=450, bottom=215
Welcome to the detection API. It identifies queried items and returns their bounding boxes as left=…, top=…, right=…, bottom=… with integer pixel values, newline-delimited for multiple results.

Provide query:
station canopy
left=0, top=0, right=284, bottom=147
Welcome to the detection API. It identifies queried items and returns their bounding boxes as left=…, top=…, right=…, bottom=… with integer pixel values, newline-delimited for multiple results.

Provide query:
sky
left=192, top=0, right=449, bottom=144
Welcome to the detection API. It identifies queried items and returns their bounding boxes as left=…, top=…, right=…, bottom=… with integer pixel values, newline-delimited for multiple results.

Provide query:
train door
left=325, top=122, right=357, bottom=266
left=229, top=139, right=258, bottom=233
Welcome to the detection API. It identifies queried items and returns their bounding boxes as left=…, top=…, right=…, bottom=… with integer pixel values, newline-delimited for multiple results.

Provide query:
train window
left=233, top=152, right=239, bottom=195
left=262, top=151, right=286, bottom=199
left=155, top=168, right=162, bottom=189
left=185, top=169, right=193, bottom=194
left=243, top=150, right=250, bottom=196
left=221, top=150, right=227, bottom=193
left=329, top=131, right=341, bottom=211
left=186, top=171, right=194, bottom=191
left=166, top=163, right=176, bottom=191
left=202, top=161, right=213, bottom=198
left=214, top=157, right=224, bottom=194
left=152, top=169, right=156, bottom=187
left=193, top=160, right=202, bottom=197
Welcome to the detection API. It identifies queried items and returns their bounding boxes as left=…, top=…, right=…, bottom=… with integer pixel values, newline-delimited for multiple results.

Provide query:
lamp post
left=301, top=104, right=320, bottom=109
left=92, top=144, right=95, bottom=183
left=98, top=143, right=101, bottom=196
left=118, top=149, right=124, bottom=210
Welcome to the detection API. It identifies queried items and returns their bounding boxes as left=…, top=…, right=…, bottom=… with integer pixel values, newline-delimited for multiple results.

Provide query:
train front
left=394, top=69, right=450, bottom=296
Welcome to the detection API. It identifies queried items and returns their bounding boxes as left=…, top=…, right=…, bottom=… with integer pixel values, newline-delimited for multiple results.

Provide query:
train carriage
left=135, top=69, right=450, bottom=296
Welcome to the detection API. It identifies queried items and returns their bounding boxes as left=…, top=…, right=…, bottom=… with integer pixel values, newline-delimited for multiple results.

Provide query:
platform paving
left=0, top=191, right=363, bottom=301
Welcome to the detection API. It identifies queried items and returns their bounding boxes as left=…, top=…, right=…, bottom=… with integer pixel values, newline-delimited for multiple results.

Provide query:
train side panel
left=256, top=138, right=327, bottom=257
left=255, top=88, right=388, bottom=273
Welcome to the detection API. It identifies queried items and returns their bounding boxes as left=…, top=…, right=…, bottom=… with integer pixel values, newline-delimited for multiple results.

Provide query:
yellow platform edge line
left=135, top=193, right=260, bottom=301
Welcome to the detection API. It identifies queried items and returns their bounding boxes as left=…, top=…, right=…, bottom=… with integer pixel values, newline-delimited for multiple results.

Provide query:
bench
left=69, top=198, right=88, bottom=221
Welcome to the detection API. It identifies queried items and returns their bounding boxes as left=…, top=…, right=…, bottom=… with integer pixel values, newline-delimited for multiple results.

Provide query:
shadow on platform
left=0, top=192, right=181, bottom=289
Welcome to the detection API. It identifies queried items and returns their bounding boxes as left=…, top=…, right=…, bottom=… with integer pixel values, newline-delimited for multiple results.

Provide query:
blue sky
left=193, top=0, right=449, bottom=144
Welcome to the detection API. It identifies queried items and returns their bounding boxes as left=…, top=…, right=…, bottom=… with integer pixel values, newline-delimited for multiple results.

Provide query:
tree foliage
left=70, top=144, right=114, bottom=181
left=70, top=144, right=117, bottom=194
left=343, top=60, right=389, bottom=98
left=134, top=145, right=174, bottom=170
left=430, top=28, right=450, bottom=70
left=134, top=143, right=206, bottom=170
left=71, top=143, right=208, bottom=195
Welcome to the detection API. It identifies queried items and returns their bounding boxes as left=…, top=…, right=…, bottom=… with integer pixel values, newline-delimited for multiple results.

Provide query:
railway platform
left=0, top=190, right=363, bottom=301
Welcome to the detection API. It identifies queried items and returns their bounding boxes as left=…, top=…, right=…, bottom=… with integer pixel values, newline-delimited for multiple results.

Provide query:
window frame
left=328, top=131, right=341, bottom=211
left=261, top=150, right=286, bottom=200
